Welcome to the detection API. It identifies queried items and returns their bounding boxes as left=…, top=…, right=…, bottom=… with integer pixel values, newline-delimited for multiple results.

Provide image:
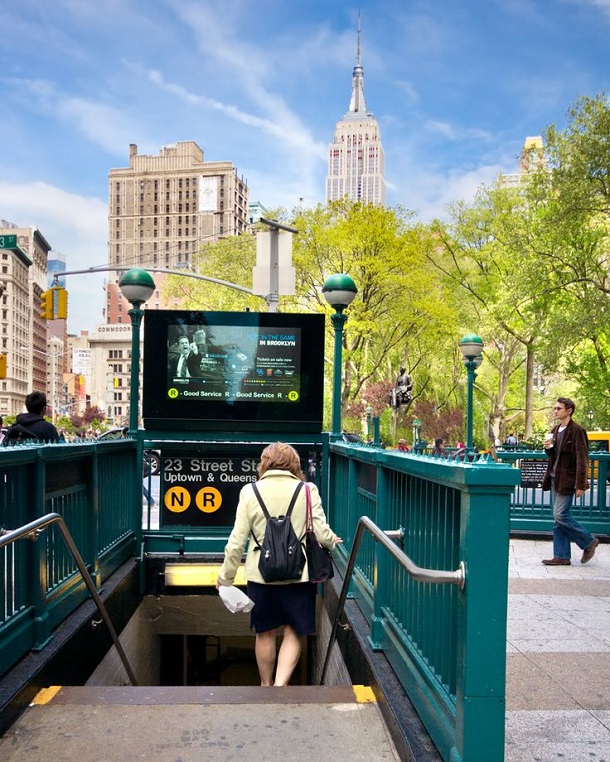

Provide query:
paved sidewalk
left=506, top=537, right=610, bottom=761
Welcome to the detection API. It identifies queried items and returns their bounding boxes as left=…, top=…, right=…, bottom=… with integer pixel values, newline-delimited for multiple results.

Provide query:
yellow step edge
left=164, top=563, right=246, bottom=587
left=31, top=686, right=62, bottom=705
left=352, top=685, right=376, bottom=703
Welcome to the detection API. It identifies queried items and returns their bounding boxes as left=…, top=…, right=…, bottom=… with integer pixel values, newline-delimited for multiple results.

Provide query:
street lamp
left=322, top=274, right=358, bottom=439
left=459, top=334, right=484, bottom=451
left=119, top=268, right=155, bottom=434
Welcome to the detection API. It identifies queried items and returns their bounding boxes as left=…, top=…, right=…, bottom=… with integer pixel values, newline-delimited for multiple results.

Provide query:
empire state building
left=325, top=23, right=386, bottom=206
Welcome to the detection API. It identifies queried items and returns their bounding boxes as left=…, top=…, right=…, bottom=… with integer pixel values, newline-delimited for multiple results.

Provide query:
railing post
left=451, top=466, right=517, bottom=762
left=596, top=454, right=608, bottom=513
left=89, top=446, right=101, bottom=589
left=369, top=464, right=389, bottom=650
left=31, top=456, right=51, bottom=649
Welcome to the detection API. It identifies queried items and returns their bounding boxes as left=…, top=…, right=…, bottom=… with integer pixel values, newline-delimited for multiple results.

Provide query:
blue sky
left=1, top=0, right=609, bottom=333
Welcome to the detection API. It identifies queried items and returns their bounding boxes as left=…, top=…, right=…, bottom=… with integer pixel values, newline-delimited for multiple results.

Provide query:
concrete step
left=0, top=685, right=401, bottom=761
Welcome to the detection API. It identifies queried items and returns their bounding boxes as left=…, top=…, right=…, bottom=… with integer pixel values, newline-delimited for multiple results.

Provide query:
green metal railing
left=496, top=449, right=610, bottom=534
left=3, top=435, right=608, bottom=760
left=0, top=513, right=137, bottom=685
left=0, top=440, right=140, bottom=677
left=326, top=442, right=520, bottom=762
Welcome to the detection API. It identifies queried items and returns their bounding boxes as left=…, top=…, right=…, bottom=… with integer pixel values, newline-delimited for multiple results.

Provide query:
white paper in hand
left=218, top=585, right=254, bottom=614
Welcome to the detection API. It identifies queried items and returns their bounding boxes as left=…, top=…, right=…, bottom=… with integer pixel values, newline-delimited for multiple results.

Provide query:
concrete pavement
left=506, top=537, right=610, bottom=761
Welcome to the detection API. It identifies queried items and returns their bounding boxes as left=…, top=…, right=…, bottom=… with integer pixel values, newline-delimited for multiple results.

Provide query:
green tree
left=522, top=93, right=610, bottom=424
left=285, top=201, right=458, bottom=432
left=428, top=182, right=547, bottom=441
left=163, top=234, right=264, bottom=312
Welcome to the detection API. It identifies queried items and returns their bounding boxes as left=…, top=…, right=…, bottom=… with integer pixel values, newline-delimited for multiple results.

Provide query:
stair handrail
left=320, top=514, right=465, bottom=684
left=0, top=512, right=138, bottom=686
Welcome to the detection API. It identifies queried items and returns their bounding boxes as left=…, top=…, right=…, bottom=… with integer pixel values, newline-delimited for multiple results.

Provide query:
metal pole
left=330, top=309, right=347, bottom=438
left=128, top=304, right=143, bottom=435
left=268, top=228, right=279, bottom=313
left=51, top=346, right=56, bottom=425
left=465, top=359, right=477, bottom=450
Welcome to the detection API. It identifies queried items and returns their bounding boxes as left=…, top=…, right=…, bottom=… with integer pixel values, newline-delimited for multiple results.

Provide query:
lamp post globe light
left=322, top=274, right=358, bottom=439
left=119, top=268, right=155, bottom=434
left=458, top=334, right=484, bottom=451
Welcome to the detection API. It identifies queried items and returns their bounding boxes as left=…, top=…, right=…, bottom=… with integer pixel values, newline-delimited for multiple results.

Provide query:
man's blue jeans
left=551, top=481, right=595, bottom=559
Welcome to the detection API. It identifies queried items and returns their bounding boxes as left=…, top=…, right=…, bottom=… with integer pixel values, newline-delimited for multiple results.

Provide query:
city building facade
left=106, top=141, right=249, bottom=323
left=0, top=222, right=53, bottom=416
left=501, top=136, right=545, bottom=188
left=325, top=23, right=386, bottom=206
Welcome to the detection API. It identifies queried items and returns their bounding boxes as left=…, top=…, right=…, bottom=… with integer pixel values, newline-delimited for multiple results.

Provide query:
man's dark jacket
left=12, top=412, right=60, bottom=442
left=542, top=418, right=589, bottom=494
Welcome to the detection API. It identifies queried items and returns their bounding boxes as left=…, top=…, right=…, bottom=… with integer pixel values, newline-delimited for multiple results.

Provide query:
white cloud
left=146, top=70, right=327, bottom=160
left=0, top=181, right=108, bottom=333
left=388, top=161, right=505, bottom=222
left=4, top=78, right=143, bottom=157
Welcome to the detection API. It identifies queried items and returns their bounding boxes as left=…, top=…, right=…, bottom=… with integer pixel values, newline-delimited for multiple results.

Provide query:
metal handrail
left=320, top=514, right=465, bottom=684
left=0, top=513, right=137, bottom=685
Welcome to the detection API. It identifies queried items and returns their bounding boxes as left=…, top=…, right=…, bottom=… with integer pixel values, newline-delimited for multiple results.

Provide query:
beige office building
left=326, top=25, right=386, bottom=206
left=0, top=224, right=52, bottom=416
left=106, top=141, right=249, bottom=323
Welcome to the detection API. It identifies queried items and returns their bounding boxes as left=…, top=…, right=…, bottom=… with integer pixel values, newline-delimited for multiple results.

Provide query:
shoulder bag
left=304, top=482, right=334, bottom=583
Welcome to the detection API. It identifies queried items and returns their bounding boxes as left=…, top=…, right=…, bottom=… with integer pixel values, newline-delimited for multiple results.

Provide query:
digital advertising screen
left=142, top=311, right=325, bottom=433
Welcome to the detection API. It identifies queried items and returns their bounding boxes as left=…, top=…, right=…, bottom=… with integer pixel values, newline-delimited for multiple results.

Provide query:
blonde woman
left=217, top=443, right=340, bottom=686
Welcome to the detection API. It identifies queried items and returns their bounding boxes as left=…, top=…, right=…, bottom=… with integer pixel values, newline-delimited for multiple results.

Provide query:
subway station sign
left=161, top=454, right=258, bottom=526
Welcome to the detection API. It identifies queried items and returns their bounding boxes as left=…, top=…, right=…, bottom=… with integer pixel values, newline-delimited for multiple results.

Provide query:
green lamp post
left=322, top=274, right=358, bottom=439
left=459, top=334, right=484, bottom=451
left=119, top=268, right=156, bottom=434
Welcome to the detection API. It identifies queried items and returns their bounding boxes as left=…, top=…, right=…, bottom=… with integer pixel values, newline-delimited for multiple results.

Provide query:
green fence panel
left=327, top=445, right=519, bottom=762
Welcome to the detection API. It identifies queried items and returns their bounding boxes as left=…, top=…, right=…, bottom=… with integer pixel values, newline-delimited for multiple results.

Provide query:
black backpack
left=3, top=423, right=40, bottom=446
left=250, top=481, right=306, bottom=582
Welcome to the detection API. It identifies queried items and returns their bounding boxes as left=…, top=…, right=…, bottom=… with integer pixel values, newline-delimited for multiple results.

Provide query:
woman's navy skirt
left=247, top=581, right=316, bottom=635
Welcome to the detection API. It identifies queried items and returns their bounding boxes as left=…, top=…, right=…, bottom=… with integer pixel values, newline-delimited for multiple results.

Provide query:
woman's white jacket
left=218, top=469, right=336, bottom=585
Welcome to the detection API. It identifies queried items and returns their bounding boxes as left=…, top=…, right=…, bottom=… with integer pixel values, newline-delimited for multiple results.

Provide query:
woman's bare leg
left=274, top=625, right=301, bottom=686
left=255, top=629, right=278, bottom=686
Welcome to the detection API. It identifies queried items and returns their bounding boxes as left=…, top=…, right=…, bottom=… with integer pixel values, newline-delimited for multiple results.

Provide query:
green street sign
left=0, top=234, right=17, bottom=250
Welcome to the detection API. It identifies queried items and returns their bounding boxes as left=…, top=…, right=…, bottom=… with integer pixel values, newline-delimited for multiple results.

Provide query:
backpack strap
left=251, top=482, right=271, bottom=520
left=250, top=481, right=304, bottom=550
left=3, top=423, right=38, bottom=445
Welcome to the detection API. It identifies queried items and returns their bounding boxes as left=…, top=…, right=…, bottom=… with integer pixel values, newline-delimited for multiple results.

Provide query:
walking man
left=541, top=397, right=599, bottom=566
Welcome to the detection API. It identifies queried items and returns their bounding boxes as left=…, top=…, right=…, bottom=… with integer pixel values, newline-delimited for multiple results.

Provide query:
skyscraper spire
left=326, top=15, right=386, bottom=206
left=348, top=13, right=367, bottom=115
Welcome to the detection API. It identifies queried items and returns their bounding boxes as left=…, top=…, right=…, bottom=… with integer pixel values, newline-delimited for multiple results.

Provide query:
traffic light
left=55, top=286, right=68, bottom=320
left=40, top=290, right=53, bottom=319
left=0, top=354, right=6, bottom=379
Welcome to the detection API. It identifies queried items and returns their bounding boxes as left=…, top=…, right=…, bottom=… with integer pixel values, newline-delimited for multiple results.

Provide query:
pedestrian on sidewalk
left=541, top=397, right=599, bottom=566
